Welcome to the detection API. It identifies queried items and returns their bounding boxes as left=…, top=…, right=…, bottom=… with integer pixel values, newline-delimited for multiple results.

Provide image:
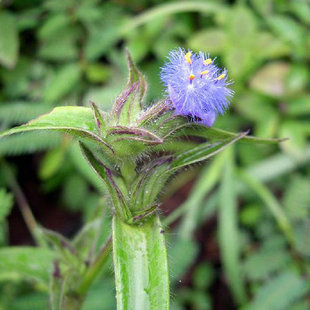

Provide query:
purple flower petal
left=160, top=48, right=233, bottom=127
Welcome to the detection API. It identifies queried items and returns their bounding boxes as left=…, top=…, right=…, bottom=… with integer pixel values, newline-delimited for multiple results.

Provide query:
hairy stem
left=113, top=215, right=170, bottom=310
left=76, top=236, right=112, bottom=295
left=2, top=161, right=45, bottom=246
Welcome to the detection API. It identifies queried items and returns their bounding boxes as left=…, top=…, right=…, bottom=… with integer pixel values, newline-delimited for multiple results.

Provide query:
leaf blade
left=0, top=106, right=114, bottom=154
left=0, top=11, right=19, bottom=68
left=168, top=131, right=247, bottom=173
left=218, top=149, right=247, bottom=305
left=0, top=247, right=55, bottom=285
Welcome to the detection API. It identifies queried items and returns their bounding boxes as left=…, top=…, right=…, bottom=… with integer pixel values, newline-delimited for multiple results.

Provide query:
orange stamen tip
left=204, top=58, right=212, bottom=65
left=189, top=74, right=195, bottom=81
left=185, top=52, right=192, bottom=64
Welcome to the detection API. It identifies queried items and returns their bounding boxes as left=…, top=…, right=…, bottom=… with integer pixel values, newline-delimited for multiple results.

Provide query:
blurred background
left=0, top=0, right=310, bottom=309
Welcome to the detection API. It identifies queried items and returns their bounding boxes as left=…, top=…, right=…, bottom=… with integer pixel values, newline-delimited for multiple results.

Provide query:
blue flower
left=160, top=48, right=233, bottom=127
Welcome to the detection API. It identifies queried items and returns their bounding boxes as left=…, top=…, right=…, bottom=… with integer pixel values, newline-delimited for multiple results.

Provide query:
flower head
left=160, top=48, right=233, bottom=126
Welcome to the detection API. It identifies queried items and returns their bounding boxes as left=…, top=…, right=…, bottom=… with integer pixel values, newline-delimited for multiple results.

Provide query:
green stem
left=113, top=215, right=170, bottom=310
left=62, top=294, right=84, bottom=310
left=76, top=236, right=112, bottom=295
left=2, top=161, right=46, bottom=246
left=120, top=1, right=225, bottom=35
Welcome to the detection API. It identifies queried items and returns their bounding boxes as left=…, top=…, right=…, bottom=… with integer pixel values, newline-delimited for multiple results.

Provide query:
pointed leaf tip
left=111, top=49, right=147, bottom=125
left=89, top=100, right=106, bottom=133
left=125, top=48, right=144, bottom=86
left=0, top=106, right=114, bottom=154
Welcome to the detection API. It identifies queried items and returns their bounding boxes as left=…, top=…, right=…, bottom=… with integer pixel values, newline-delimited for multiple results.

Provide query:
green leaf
left=224, top=6, right=258, bottom=78
left=295, top=220, right=310, bottom=257
left=249, top=272, right=308, bottom=310
left=173, top=123, right=284, bottom=144
left=62, top=174, right=89, bottom=211
left=0, top=107, right=113, bottom=154
left=286, top=95, right=310, bottom=116
left=235, top=92, right=276, bottom=122
left=267, top=15, right=306, bottom=55
left=168, top=237, right=199, bottom=285
left=0, top=11, right=19, bottom=68
left=249, top=62, right=290, bottom=97
left=41, top=228, right=80, bottom=267
left=286, top=63, right=309, bottom=93
left=69, top=142, right=104, bottom=193
left=38, top=14, right=69, bottom=39
left=168, top=131, right=247, bottom=174
left=83, top=4, right=121, bottom=60
left=218, top=149, right=247, bottom=305
left=72, top=218, right=102, bottom=259
left=43, top=64, right=82, bottom=102
left=39, top=33, right=78, bottom=61
left=127, top=32, right=150, bottom=62
left=188, top=29, right=226, bottom=54
left=283, top=175, right=310, bottom=220
left=133, top=160, right=170, bottom=210
left=239, top=171, right=294, bottom=246
left=0, top=102, right=54, bottom=125
left=290, top=0, right=310, bottom=25
left=89, top=101, right=107, bottom=134
left=179, top=153, right=226, bottom=239
left=255, top=32, right=291, bottom=59
left=39, top=145, right=67, bottom=179
left=0, top=131, right=61, bottom=156
left=0, top=247, right=55, bottom=285
left=193, top=263, right=214, bottom=290
left=226, top=5, right=257, bottom=41
left=240, top=204, right=263, bottom=227
left=120, top=1, right=225, bottom=34
left=250, top=0, right=274, bottom=16
left=244, top=249, right=291, bottom=281
left=113, top=215, right=169, bottom=310
left=7, top=292, right=47, bottom=310
left=279, top=121, right=308, bottom=159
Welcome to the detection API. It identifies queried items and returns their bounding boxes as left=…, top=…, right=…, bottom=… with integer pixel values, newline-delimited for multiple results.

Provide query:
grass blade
left=218, top=148, right=247, bottom=305
left=238, top=171, right=295, bottom=246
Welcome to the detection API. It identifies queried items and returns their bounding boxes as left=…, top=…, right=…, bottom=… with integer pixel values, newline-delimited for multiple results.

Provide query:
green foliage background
left=0, top=0, right=310, bottom=309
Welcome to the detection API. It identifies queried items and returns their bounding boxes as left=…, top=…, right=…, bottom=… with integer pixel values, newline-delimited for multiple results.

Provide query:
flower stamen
left=189, top=74, right=195, bottom=84
left=185, top=52, right=192, bottom=64
left=217, top=73, right=226, bottom=80
left=200, top=70, right=209, bottom=78
left=203, top=58, right=212, bottom=65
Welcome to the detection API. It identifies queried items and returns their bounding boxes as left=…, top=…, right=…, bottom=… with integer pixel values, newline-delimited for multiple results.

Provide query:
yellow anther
left=204, top=58, right=212, bottom=65
left=189, top=74, right=195, bottom=81
left=200, top=70, right=209, bottom=76
left=217, top=73, right=226, bottom=80
left=185, top=52, right=192, bottom=64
